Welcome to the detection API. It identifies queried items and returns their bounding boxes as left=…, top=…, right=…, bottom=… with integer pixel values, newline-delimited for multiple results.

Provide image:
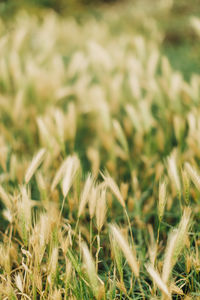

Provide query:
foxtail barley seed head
left=49, top=247, right=58, bottom=281
left=52, top=289, right=62, bottom=300
left=167, top=151, right=181, bottom=193
left=162, top=207, right=191, bottom=283
left=113, top=119, right=128, bottom=154
left=0, top=243, right=10, bottom=274
left=15, top=273, right=23, bottom=293
left=25, top=148, right=46, bottom=184
left=158, top=180, right=167, bottom=221
left=37, top=118, right=53, bottom=151
left=17, top=186, right=33, bottom=245
left=162, top=229, right=179, bottom=284
left=96, top=187, right=107, bottom=231
left=89, top=185, right=98, bottom=219
left=67, top=102, right=77, bottom=140
left=147, top=224, right=157, bottom=267
left=0, top=185, right=12, bottom=210
left=65, top=257, right=72, bottom=282
left=110, top=224, right=139, bottom=277
left=185, top=162, right=200, bottom=192
left=110, top=234, right=123, bottom=279
left=101, top=171, right=125, bottom=208
left=125, top=104, right=142, bottom=132
left=81, top=242, right=100, bottom=299
left=170, top=282, right=184, bottom=296
left=78, top=173, right=94, bottom=217
left=51, top=158, right=68, bottom=191
left=181, top=168, right=190, bottom=205
left=62, top=155, right=80, bottom=198
left=145, top=264, right=171, bottom=299
left=171, top=207, right=191, bottom=265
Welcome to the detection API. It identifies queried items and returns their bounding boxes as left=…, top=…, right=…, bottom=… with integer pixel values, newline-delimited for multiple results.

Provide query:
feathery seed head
left=51, top=158, right=68, bottom=191
left=96, top=187, right=107, bottom=232
left=110, top=224, right=139, bottom=277
left=158, top=180, right=167, bottom=221
left=89, top=184, right=98, bottom=219
left=145, top=264, right=171, bottom=299
left=62, top=155, right=80, bottom=198
left=185, top=162, right=200, bottom=192
left=25, top=148, right=46, bottom=184
left=182, top=167, right=190, bottom=205
left=15, top=273, right=23, bottom=293
left=81, top=242, right=100, bottom=299
left=167, top=151, right=181, bottom=193
left=162, top=229, right=179, bottom=284
left=101, top=171, right=125, bottom=208
left=162, top=207, right=191, bottom=284
left=78, top=173, right=94, bottom=217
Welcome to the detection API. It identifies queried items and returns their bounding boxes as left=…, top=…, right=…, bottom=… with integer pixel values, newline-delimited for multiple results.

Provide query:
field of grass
left=1, top=1, right=200, bottom=299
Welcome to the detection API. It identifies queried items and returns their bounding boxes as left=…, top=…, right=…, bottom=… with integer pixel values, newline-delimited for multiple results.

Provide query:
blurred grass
left=0, top=0, right=118, bottom=16
left=159, top=0, right=200, bottom=80
left=1, top=0, right=200, bottom=81
left=162, top=43, right=200, bottom=81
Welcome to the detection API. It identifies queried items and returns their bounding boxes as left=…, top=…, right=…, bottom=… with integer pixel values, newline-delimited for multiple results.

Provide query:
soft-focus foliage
left=0, top=1, right=200, bottom=299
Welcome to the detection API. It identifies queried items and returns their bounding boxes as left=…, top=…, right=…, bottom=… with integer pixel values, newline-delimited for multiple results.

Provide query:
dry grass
left=0, top=1, right=200, bottom=299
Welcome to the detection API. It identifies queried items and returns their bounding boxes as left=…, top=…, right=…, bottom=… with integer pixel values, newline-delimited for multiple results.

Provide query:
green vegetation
left=0, top=1, right=200, bottom=299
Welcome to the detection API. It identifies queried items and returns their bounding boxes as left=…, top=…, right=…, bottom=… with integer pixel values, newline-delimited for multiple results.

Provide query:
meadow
left=0, top=1, right=200, bottom=299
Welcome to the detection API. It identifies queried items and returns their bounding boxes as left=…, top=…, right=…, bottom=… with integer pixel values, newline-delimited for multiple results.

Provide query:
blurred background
left=0, top=0, right=200, bottom=80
